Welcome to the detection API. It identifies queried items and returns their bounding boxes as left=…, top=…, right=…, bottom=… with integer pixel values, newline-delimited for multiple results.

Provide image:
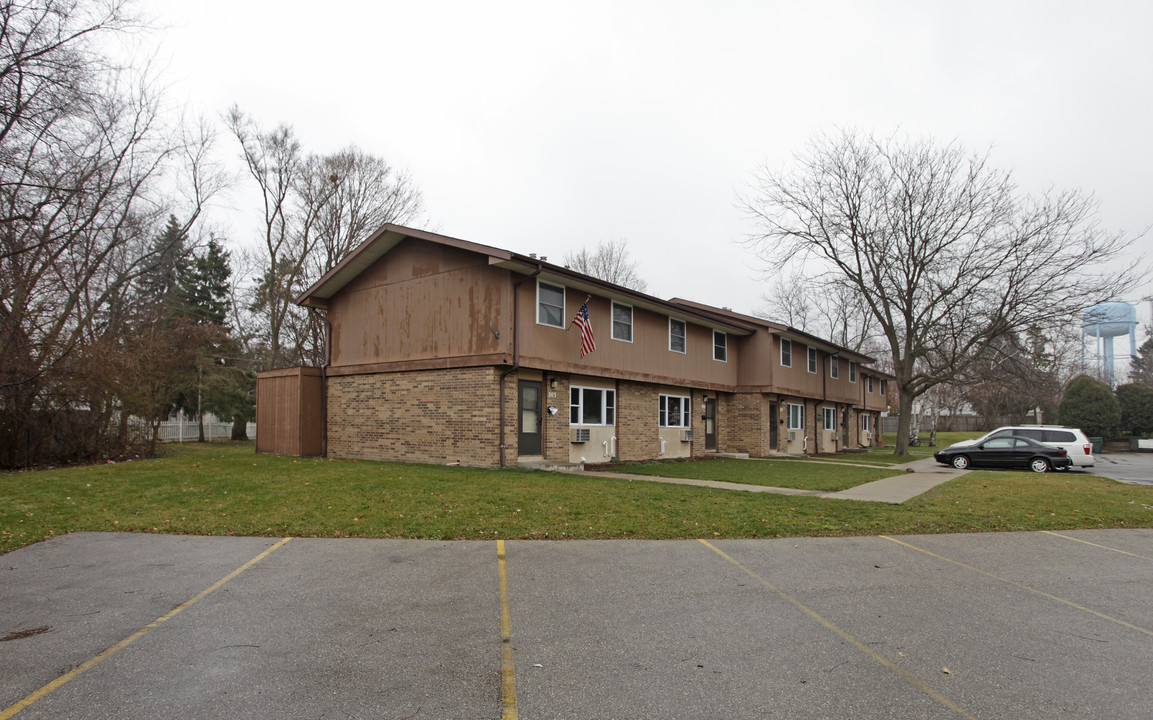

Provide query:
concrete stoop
left=517, top=458, right=585, bottom=472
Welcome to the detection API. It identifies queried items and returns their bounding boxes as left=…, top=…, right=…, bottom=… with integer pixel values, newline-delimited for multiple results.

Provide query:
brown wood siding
left=256, top=367, right=323, bottom=456
left=516, top=284, right=738, bottom=388
left=328, top=239, right=511, bottom=368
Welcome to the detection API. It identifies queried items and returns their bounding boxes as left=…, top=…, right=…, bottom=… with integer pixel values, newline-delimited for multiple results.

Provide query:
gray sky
left=148, top=0, right=1153, bottom=351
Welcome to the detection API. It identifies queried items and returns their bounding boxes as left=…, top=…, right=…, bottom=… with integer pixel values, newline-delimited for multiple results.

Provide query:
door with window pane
left=704, top=398, right=716, bottom=451
left=518, top=381, right=542, bottom=456
left=769, top=401, right=778, bottom=451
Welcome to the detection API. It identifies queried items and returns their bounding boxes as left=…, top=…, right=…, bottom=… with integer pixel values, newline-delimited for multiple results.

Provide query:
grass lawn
left=3, top=441, right=1152, bottom=554
left=608, top=458, right=902, bottom=491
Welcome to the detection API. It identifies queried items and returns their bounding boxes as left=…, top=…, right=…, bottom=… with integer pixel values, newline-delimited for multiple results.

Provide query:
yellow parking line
left=881, top=535, right=1153, bottom=637
left=0, top=537, right=293, bottom=720
left=497, top=540, right=518, bottom=720
left=698, top=539, right=977, bottom=720
left=1041, top=530, right=1153, bottom=560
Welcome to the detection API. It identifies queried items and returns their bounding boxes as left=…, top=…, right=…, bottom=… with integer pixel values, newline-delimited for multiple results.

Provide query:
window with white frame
left=822, top=407, right=836, bottom=431
left=611, top=302, right=633, bottom=343
left=830, top=356, right=839, bottom=379
left=659, top=394, right=691, bottom=427
left=669, top=318, right=686, bottom=353
left=570, top=386, right=616, bottom=425
left=787, top=403, right=804, bottom=430
left=849, top=361, right=857, bottom=383
left=780, top=338, right=792, bottom=367
left=862, top=414, right=872, bottom=432
left=713, top=331, right=727, bottom=362
left=537, top=281, right=565, bottom=328
left=807, top=346, right=817, bottom=373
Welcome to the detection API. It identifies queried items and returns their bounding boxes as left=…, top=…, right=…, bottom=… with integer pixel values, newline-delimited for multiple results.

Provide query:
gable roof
left=296, top=224, right=757, bottom=335
left=669, top=298, right=879, bottom=366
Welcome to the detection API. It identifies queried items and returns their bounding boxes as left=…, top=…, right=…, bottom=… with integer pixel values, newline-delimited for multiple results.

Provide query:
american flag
left=571, top=302, right=596, bottom=358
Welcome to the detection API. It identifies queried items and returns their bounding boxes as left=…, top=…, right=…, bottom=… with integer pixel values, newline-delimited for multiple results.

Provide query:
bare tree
left=0, top=0, right=224, bottom=467
left=564, top=238, right=648, bottom=292
left=758, top=271, right=876, bottom=352
left=228, top=111, right=427, bottom=369
left=741, top=129, right=1140, bottom=454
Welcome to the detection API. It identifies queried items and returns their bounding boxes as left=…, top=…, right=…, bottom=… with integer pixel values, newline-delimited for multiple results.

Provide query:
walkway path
left=576, top=456, right=966, bottom=504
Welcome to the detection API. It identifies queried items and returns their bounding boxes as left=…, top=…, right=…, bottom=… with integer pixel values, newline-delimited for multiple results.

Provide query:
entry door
left=518, top=380, right=543, bottom=456
left=704, top=398, right=717, bottom=451
left=769, top=401, right=779, bottom=451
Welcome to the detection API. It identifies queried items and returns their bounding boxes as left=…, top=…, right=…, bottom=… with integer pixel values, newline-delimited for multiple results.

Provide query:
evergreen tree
left=1058, top=375, right=1121, bottom=438
left=1131, top=335, right=1153, bottom=387
left=137, top=215, right=190, bottom=315
left=177, top=234, right=232, bottom=326
left=1116, top=383, right=1153, bottom=436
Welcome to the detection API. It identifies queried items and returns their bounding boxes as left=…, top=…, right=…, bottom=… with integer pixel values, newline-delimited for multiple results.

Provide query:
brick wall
left=616, top=381, right=660, bottom=461
left=328, top=366, right=504, bottom=467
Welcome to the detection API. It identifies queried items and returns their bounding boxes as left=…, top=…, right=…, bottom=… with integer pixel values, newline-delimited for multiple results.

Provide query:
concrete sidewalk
left=576, top=456, right=966, bottom=504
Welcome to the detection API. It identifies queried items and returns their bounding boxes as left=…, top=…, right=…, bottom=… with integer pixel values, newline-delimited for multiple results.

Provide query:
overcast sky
left=145, top=0, right=1152, bottom=356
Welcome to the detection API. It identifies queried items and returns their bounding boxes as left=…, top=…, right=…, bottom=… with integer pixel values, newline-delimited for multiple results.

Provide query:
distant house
left=256, top=225, right=889, bottom=467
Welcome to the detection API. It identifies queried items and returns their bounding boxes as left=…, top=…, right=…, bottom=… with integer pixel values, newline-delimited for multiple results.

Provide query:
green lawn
left=609, top=458, right=902, bottom=491
left=3, top=441, right=1152, bottom=554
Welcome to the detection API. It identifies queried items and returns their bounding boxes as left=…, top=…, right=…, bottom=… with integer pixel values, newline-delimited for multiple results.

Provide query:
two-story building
left=256, top=224, right=889, bottom=467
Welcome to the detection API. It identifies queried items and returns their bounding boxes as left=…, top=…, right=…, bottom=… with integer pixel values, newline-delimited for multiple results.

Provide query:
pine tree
left=137, top=215, right=190, bottom=315
left=1131, top=336, right=1153, bottom=387
left=177, top=234, right=232, bottom=326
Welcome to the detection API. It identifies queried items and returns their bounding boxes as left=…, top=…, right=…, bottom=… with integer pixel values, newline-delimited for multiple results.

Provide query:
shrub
left=1116, top=383, right=1153, bottom=436
left=1058, top=375, right=1121, bottom=438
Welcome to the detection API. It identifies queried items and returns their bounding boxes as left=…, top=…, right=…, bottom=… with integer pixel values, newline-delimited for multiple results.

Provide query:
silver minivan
left=949, top=425, right=1095, bottom=468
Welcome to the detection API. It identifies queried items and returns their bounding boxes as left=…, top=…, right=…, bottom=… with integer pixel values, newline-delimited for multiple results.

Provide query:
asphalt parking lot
left=3, top=530, right=1153, bottom=719
left=1080, top=452, right=1153, bottom=485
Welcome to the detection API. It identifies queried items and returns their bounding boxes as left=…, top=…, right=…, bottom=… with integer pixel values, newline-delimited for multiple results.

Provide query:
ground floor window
left=787, top=403, right=804, bottom=430
left=822, top=406, right=836, bottom=431
left=861, top=414, right=872, bottom=432
left=659, top=394, right=691, bottom=427
left=571, top=387, right=615, bottom=425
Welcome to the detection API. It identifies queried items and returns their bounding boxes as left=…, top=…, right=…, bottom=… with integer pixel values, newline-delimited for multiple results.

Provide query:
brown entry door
left=704, top=398, right=717, bottom=451
left=518, top=380, right=542, bottom=456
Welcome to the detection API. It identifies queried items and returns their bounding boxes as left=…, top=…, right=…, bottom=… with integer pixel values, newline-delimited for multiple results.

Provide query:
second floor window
left=713, top=331, right=727, bottom=362
left=849, top=361, right=857, bottom=383
left=868, top=376, right=874, bottom=393
left=781, top=338, right=792, bottom=367
left=612, top=303, right=633, bottom=342
left=807, top=346, right=817, bottom=373
left=669, top=318, right=686, bottom=353
left=830, top=356, right=839, bottom=379
left=537, top=281, right=565, bottom=328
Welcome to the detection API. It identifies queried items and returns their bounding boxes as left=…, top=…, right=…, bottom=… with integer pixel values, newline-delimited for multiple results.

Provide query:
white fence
left=152, top=420, right=257, bottom=443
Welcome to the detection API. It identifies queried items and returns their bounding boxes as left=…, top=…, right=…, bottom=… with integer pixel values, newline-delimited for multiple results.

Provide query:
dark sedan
left=934, top=435, right=1072, bottom=473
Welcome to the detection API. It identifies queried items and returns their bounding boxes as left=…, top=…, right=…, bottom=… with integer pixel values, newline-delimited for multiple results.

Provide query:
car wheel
left=1030, top=457, right=1051, bottom=473
left=951, top=455, right=970, bottom=470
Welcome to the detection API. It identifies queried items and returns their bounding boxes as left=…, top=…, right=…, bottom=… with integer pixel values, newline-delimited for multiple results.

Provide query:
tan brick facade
left=328, top=366, right=505, bottom=466
left=326, top=366, right=874, bottom=467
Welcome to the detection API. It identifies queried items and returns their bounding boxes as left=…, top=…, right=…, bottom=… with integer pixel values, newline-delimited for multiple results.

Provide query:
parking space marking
left=881, top=535, right=1153, bottom=637
left=699, top=539, right=978, bottom=720
left=497, top=540, right=518, bottom=720
left=0, top=537, right=293, bottom=720
left=1041, top=530, right=1153, bottom=560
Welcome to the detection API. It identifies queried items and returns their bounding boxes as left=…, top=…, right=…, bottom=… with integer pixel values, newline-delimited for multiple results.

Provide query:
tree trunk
left=231, top=416, right=248, bottom=441
left=894, top=387, right=915, bottom=455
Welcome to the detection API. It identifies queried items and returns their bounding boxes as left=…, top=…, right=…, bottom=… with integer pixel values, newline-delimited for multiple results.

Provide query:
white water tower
left=1082, top=301, right=1138, bottom=387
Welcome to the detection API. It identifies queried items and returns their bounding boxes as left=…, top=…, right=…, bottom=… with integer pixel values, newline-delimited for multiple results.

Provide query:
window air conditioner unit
left=682, top=430, right=694, bottom=442
left=789, top=431, right=796, bottom=442
left=832, top=433, right=839, bottom=441
left=571, top=428, right=590, bottom=443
